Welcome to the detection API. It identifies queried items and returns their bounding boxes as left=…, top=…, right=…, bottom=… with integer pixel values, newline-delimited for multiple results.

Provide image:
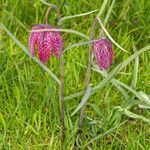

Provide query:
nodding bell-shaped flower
left=29, top=24, right=64, bottom=64
left=93, top=38, right=114, bottom=70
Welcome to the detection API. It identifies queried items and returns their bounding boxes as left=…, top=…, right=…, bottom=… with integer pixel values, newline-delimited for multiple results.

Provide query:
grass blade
left=103, top=0, right=116, bottom=26
left=116, top=106, right=150, bottom=124
left=92, top=66, right=130, bottom=102
left=58, top=9, right=98, bottom=25
left=84, top=121, right=126, bottom=147
left=40, top=0, right=58, bottom=8
left=114, top=80, right=150, bottom=106
left=97, top=0, right=109, bottom=18
left=0, top=112, right=6, bottom=129
left=131, top=44, right=139, bottom=88
left=92, top=64, right=121, bottom=91
left=71, top=85, right=91, bottom=116
left=32, top=28, right=89, bottom=40
left=63, top=39, right=98, bottom=53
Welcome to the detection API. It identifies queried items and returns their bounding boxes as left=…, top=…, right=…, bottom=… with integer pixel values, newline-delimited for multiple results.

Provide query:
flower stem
left=57, top=11, right=66, bottom=142
left=57, top=13, right=66, bottom=142
left=59, top=55, right=66, bottom=141
left=44, top=2, right=66, bottom=141
left=58, top=22, right=66, bottom=143
left=46, top=6, right=61, bottom=24
left=78, top=0, right=110, bottom=129
left=79, top=19, right=97, bottom=129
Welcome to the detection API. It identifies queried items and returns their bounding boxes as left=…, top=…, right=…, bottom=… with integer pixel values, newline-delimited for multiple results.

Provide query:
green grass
left=0, top=0, right=150, bottom=149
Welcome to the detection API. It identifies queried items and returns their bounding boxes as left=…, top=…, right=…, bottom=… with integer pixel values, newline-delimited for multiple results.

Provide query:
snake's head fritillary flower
left=29, top=24, right=63, bottom=64
left=93, top=38, right=114, bottom=70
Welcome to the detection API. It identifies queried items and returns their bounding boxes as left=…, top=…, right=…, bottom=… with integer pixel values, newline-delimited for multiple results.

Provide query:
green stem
left=79, top=0, right=113, bottom=129
left=45, top=6, right=61, bottom=24
left=58, top=14, right=66, bottom=143
left=43, top=1, right=66, bottom=141
left=59, top=55, right=65, bottom=141
left=58, top=20, right=66, bottom=142
left=79, top=19, right=97, bottom=129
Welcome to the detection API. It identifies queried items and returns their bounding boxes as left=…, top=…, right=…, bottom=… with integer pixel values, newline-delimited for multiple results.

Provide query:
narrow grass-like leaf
left=65, top=64, right=121, bottom=101
left=119, top=0, right=131, bottom=19
left=131, top=44, right=139, bottom=88
left=93, top=65, right=148, bottom=108
left=25, top=123, right=39, bottom=136
left=0, top=112, right=6, bottom=129
left=71, top=85, right=91, bottom=116
left=103, top=0, right=115, bottom=27
left=58, top=9, right=98, bottom=25
left=116, top=106, right=150, bottom=124
left=84, top=121, right=126, bottom=147
left=92, top=64, right=121, bottom=91
left=63, top=39, right=99, bottom=53
left=97, top=17, right=129, bottom=53
left=76, top=62, right=131, bottom=104
left=32, top=28, right=89, bottom=40
left=114, top=80, right=150, bottom=106
left=92, top=66, right=131, bottom=103
left=113, top=81, right=130, bottom=102
left=138, top=105, right=150, bottom=109
left=97, top=0, right=109, bottom=18
left=40, top=0, right=58, bottom=8
left=0, top=23, right=60, bottom=85
left=88, top=103, right=104, bottom=117
left=64, top=45, right=150, bottom=100
left=117, top=45, right=150, bottom=72
left=138, top=91, right=150, bottom=109
left=64, top=91, right=84, bottom=101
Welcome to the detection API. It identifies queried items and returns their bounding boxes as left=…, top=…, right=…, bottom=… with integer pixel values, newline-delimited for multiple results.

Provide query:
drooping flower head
left=93, top=38, right=114, bottom=70
left=29, top=24, right=63, bottom=64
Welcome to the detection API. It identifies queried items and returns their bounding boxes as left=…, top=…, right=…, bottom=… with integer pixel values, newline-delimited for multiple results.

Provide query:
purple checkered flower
left=29, top=24, right=63, bottom=64
left=93, top=38, right=114, bottom=70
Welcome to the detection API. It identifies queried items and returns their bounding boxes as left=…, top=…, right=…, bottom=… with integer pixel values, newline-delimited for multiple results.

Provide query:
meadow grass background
left=0, top=0, right=150, bottom=149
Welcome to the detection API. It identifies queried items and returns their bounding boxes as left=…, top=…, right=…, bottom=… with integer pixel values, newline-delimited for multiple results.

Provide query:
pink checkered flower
left=29, top=24, right=64, bottom=64
left=93, top=38, right=114, bottom=70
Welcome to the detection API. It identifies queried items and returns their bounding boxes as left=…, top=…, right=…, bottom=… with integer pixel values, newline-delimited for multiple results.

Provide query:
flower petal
left=94, top=38, right=114, bottom=70
left=37, top=32, right=52, bottom=64
left=50, top=31, right=64, bottom=58
left=29, top=31, right=37, bottom=56
left=29, top=25, right=44, bottom=56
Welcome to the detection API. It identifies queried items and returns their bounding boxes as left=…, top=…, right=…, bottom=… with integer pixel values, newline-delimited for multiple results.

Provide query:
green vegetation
left=0, top=0, right=150, bottom=149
